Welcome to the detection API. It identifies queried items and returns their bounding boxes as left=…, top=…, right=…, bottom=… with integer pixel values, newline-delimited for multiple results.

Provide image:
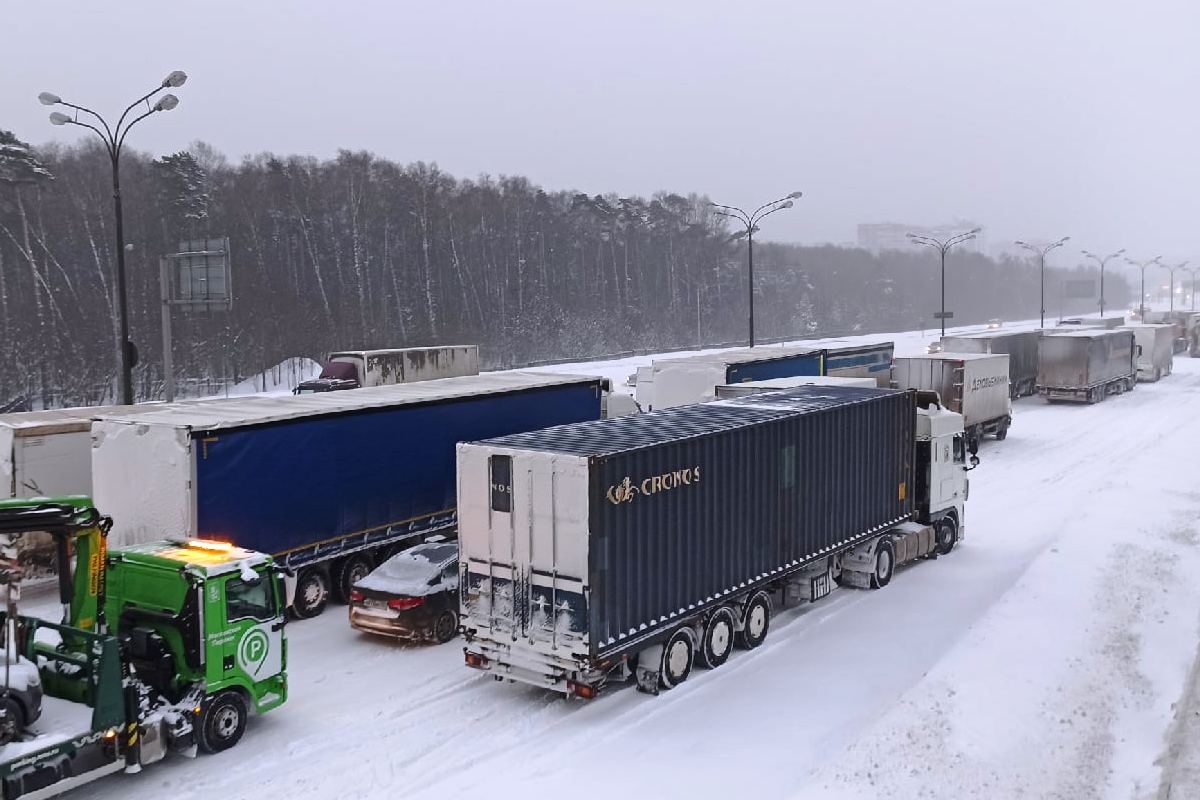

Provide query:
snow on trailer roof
left=94, top=371, right=604, bottom=431
left=1043, top=328, right=1133, bottom=339
left=895, top=352, right=1005, bottom=362
left=0, top=403, right=145, bottom=435
left=474, top=385, right=898, bottom=458
left=652, top=344, right=820, bottom=367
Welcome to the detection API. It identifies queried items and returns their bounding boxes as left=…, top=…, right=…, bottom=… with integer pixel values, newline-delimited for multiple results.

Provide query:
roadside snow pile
left=794, top=364, right=1200, bottom=800
left=226, top=357, right=321, bottom=397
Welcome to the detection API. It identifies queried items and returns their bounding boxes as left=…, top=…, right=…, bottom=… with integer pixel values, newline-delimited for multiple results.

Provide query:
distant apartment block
left=857, top=221, right=987, bottom=254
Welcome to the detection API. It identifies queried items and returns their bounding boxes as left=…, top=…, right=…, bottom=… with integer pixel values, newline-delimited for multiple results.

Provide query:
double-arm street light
left=907, top=228, right=981, bottom=337
left=1125, top=256, right=1163, bottom=320
left=39, top=70, right=188, bottom=405
left=709, top=192, right=802, bottom=347
left=1165, top=261, right=1189, bottom=312
left=1015, top=237, right=1070, bottom=328
left=1080, top=248, right=1125, bottom=317
left=1188, top=266, right=1200, bottom=312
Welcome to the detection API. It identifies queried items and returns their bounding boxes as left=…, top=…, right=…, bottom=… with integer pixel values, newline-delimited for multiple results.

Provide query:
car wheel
left=433, top=609, right=459, bottom=644
left=291, top=568, right=330, bottom=619
left=198, top=691, right=247, bottom=754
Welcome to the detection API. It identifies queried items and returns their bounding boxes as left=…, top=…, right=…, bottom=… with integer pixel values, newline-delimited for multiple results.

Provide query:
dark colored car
left=348, top=542, right=459, bottom=643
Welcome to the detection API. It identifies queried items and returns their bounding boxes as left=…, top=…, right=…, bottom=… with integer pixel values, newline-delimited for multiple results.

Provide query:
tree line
left=0, top=132, right=1129, bottom=409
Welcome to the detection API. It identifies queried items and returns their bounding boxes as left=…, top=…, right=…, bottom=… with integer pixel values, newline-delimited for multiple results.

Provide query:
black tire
left=934, top=517, right=958, bottom=556
left=0, top=697, right=22, bottom=746
left=698, top=607, right=736, bottom=669
left=995, top=423, right=1008, bottom=441
left=198, top=691, right=247, bottom=754
left=433, top=609, right=459, bottom=644
left=332, top=554, right=373, bottom=604
left=869, top=540, right=896, bottom=589
left=736, top=592, right=771, bottom=650
left=291, top=568, right=330, bottom=619
left=658, top=628, right=694, bottom=690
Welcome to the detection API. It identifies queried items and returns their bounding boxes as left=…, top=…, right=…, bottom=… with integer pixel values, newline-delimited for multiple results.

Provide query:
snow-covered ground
left=74, top=316, right=1200, bottom=800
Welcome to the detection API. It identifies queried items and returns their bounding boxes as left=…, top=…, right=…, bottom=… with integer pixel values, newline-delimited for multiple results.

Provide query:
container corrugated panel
left=478, top=386, right=915, bottom=658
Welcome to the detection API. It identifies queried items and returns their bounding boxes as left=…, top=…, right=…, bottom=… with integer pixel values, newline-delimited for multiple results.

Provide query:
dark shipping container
left=475, top=386, right=915, bottom=658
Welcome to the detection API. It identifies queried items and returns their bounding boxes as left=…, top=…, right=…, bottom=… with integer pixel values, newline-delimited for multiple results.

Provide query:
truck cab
left=105, top=540, right=289, bottom=739
left=914, top=400, right=974, bottom=541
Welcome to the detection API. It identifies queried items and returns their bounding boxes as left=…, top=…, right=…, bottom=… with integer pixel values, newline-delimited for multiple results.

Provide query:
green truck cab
left=0, top=497, right=287, bottom=800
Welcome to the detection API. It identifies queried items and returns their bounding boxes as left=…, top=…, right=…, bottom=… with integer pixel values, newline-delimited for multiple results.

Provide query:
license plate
left=365, top=599, right=388, bottom=609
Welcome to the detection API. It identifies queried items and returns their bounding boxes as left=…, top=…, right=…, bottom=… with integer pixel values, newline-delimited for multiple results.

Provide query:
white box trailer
left=638, top=346, right=823, bottom=410
left=891, top=353, right=1012, bottom=446
left=298, top=345, right=480, bottom=392
left=1121, top=323, right=1175, bottom=381
left=714, top=376, right=876, bottom=399
left=0, top=405, right=143, bottom=499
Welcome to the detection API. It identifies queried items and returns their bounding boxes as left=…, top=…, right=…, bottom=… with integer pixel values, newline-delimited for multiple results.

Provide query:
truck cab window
left=226, top=575, right=275, bottom=622
left=953, top=435, right=966, bottom=465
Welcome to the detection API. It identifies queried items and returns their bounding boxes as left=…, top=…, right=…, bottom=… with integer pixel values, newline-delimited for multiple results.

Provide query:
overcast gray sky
left=5, top=0, right=1198, bottom=269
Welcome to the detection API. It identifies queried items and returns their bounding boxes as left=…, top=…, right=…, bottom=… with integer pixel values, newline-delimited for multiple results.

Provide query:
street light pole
left=1015, top=237, right=1070, bottom=328
left=907, top=228, right=981, bottom=337
left=40, top=71, right=187, bottom=405
left=1166, top=261, right=1188, bottom=313
left=1080, top=248, right=1125, bottom=317
left=709, top=191, right=802, bottom=347
left=1125, top=256, right=1163, bottom=321
left=1188, top=266, right=1200, bottom=312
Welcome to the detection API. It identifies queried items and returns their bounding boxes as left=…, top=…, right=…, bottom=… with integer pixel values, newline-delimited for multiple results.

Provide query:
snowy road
left=78, top=321, right=1200, bottom=800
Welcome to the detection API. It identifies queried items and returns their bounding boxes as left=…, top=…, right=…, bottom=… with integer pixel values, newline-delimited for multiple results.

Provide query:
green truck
left=0, top=497, right=287, bottom=799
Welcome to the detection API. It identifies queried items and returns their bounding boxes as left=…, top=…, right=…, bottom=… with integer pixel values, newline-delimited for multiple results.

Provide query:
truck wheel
left=0, top=697, right=22, bottom=746
left=291, top=568, right=330, bottom=619
left=995, top=421, right=1009, bottom=441
left=433, top=609, right=459, bottom=644
left=332, top=554, right=373, bottom=604
left=935, top=518, right=958, bottom=556
left=698, top=607, right=735, bottom=669
left=198, top=691, right=247, bottom=754
left=870, top=541, right=895, bottom=589
left=736, top=592, right=771, bottom=650
left=658, top=628, right=694, bottom=689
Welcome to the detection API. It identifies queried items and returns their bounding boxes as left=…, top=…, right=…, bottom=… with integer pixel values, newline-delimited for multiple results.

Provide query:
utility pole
left=907, top=228, right=981, bottom=337
left=1080, top=248, right=1125, bottom=317
left=1166, top=261, right=1188, bottom=313
left=1015, top=237, right=1070, bottom=328
left=709, top=192, right=802, bottom=347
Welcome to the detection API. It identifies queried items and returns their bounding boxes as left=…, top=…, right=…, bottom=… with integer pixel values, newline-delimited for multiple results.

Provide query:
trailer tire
left=659, top=628, right=695, bottom=689
left=198, top=691, right=247, bottom=754
left=935, top=518, right=958, bottom=556
left=291, top=568, right=330, bottom=619
left=995, top=419, right=1009, bottom=441
left=736, top=592, right=771, bottom=650
left=870, top=540, right=895, bottom=589
left=698, top=607, right=736, bottom=669
left=332, top=554, right=373, bottom=604
left=433, top=609, right=459, bottom=644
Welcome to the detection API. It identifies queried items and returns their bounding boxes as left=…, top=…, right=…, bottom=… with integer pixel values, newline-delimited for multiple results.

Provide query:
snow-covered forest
left=0, top=132, right=1130, bottom=409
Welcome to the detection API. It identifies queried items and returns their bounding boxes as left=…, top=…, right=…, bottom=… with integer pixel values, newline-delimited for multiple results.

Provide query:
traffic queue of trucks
left=0, top=315, right=1182, bottom=796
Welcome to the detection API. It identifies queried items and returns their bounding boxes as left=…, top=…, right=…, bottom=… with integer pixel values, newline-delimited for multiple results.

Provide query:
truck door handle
left=223, top=655, right=235, bottom=671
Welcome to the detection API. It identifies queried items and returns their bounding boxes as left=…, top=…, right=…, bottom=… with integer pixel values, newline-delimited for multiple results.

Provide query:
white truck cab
left=915, top=400, right=973, bottom=538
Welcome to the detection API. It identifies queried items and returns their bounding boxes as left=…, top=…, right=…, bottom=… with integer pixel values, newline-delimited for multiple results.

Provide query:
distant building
left=857, top=220, right=987, bottom=255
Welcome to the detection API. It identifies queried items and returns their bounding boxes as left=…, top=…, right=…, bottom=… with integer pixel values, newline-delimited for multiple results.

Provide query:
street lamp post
left=1166, top=261, right=1188, bottom=313
left=1015, top=237, right=1070, bottom=328
left=709, top=192, right=802, bottom=347
left=1080, top=248, right=1125, bottom=317
left=1187, top=266, right=1200, bottom=312
left=907, top=228, right=981, bottom=337
left=40, top=71, right=187, bottom=405
left=1125, top=256, right=1163, bottom=321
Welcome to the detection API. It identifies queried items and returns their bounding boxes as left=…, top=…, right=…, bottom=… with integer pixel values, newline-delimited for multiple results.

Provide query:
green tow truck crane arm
left=0, top=496, right=109, bottom=632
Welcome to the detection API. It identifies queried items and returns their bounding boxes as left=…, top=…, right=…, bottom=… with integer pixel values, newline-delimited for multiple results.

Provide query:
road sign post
left=161, top=238, right=233, bottom=402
